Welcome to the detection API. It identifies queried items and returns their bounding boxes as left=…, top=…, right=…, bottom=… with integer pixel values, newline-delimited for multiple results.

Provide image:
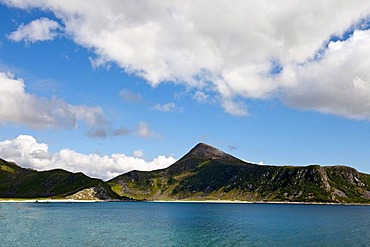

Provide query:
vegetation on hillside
left=108, top=143, right=370, bottom=203
left=1, top=143, right=370, bottom=203
left=0, top=158, right=122, bottom=200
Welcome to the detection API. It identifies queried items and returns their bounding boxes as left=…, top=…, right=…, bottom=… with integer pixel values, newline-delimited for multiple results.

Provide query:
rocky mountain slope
left=108, top=143, right=370, bottom=203
left=0, top=158, right=122, bottom=200
left=2, top=143, right=370, bottom=203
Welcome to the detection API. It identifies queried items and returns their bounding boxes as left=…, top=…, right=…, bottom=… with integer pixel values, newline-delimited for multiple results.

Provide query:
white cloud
left=133, top=149, right=144, bottom=158
left=8, top=17, right=60, bottom=43
left=3, top=1, right=370, bottom=119
left=281, top=29, right=370, bottom=120
left=151, top=102, right=176, bottom=112
left=0, top=135, right=176, bottom=181
left=222, top=99, right=248, bottom=117
left=0, top=72, right=106, bottom=129
left=193, top=91, right=209, bottom=103
left=136, top=121, right=160, bottom=138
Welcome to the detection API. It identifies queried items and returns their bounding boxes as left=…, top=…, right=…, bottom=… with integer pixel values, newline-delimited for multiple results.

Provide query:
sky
left=1, top=0, right=370, bottom=181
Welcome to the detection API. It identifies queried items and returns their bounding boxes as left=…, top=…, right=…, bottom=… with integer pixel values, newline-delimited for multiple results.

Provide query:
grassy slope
left=108, top=156, right=370, bottom=203
left=0, top=158, right=121, bottom=199
left=2, top=142, right=370, bottom=203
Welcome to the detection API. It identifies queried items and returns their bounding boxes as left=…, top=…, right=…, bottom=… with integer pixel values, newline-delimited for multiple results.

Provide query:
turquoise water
left=1, top=202, right=369, bottom=246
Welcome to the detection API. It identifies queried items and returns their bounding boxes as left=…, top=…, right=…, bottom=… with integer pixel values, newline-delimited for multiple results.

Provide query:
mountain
left=0, top=158, right=123, bottom=200
left=108, top=143, right=370, bottom=203
left=2, top=143, right=370, bottom=203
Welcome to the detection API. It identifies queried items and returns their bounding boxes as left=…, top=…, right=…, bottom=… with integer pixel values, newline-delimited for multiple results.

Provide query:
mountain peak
left=181, top=143, right=233, bottom=160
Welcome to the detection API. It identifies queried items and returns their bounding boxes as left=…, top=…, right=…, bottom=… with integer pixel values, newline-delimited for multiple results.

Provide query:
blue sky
left=1, top=1, right=370, bottom=180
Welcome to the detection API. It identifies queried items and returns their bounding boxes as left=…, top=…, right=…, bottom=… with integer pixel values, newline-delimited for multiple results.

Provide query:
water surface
left=1, top=202, right=369, bottom=246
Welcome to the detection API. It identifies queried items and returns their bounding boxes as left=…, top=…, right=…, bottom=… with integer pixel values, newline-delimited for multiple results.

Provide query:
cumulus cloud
left=3, top=0, right=370, bottom=119
left=151, top=102, right=176, bottom=112
left=0, top=135, right=176, bottom=180
left=0, top=71, right=162, bottom=139
left=281, top=29, right=370, bottom=120
left=8, top=17, right=60, bottom=43
left=0, top=72, right=106, bottom=130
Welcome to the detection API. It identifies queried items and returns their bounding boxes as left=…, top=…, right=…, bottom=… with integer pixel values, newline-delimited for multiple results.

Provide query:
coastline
left=0, top=199, right=102, bottom=203
left=151, top=199, right=370, bottom=206
left=1, top=198, right=369, bottom=206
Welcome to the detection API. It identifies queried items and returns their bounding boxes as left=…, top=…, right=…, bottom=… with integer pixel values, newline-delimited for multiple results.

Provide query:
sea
left=0, top=202, right=369, bottom=246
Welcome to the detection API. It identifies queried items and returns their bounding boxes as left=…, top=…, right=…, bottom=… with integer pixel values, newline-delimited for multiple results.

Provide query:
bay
left=0, top=202, right=369, bottom=246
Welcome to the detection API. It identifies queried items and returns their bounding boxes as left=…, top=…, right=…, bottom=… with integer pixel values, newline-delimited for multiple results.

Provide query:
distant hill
left=108, top=143, right=370, bottom=203
left=0, top=158, right=122, bottom=200
left=2, top=143, right=370, bottom=203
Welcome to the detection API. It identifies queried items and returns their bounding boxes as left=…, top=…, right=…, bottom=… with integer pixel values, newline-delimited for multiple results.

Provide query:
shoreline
left=150, top=199, right=370, bottom=206
left=0, top=199, right=102, bottom=203
left=0, top=198, right=369, bottom=206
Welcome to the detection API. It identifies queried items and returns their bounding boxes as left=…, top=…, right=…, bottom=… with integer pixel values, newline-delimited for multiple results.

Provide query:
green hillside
left=0, top=158, right=121, bottom=200
left=108, top=143, right=370, bottom=203
left=2, top=143, right=370, bottom=203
